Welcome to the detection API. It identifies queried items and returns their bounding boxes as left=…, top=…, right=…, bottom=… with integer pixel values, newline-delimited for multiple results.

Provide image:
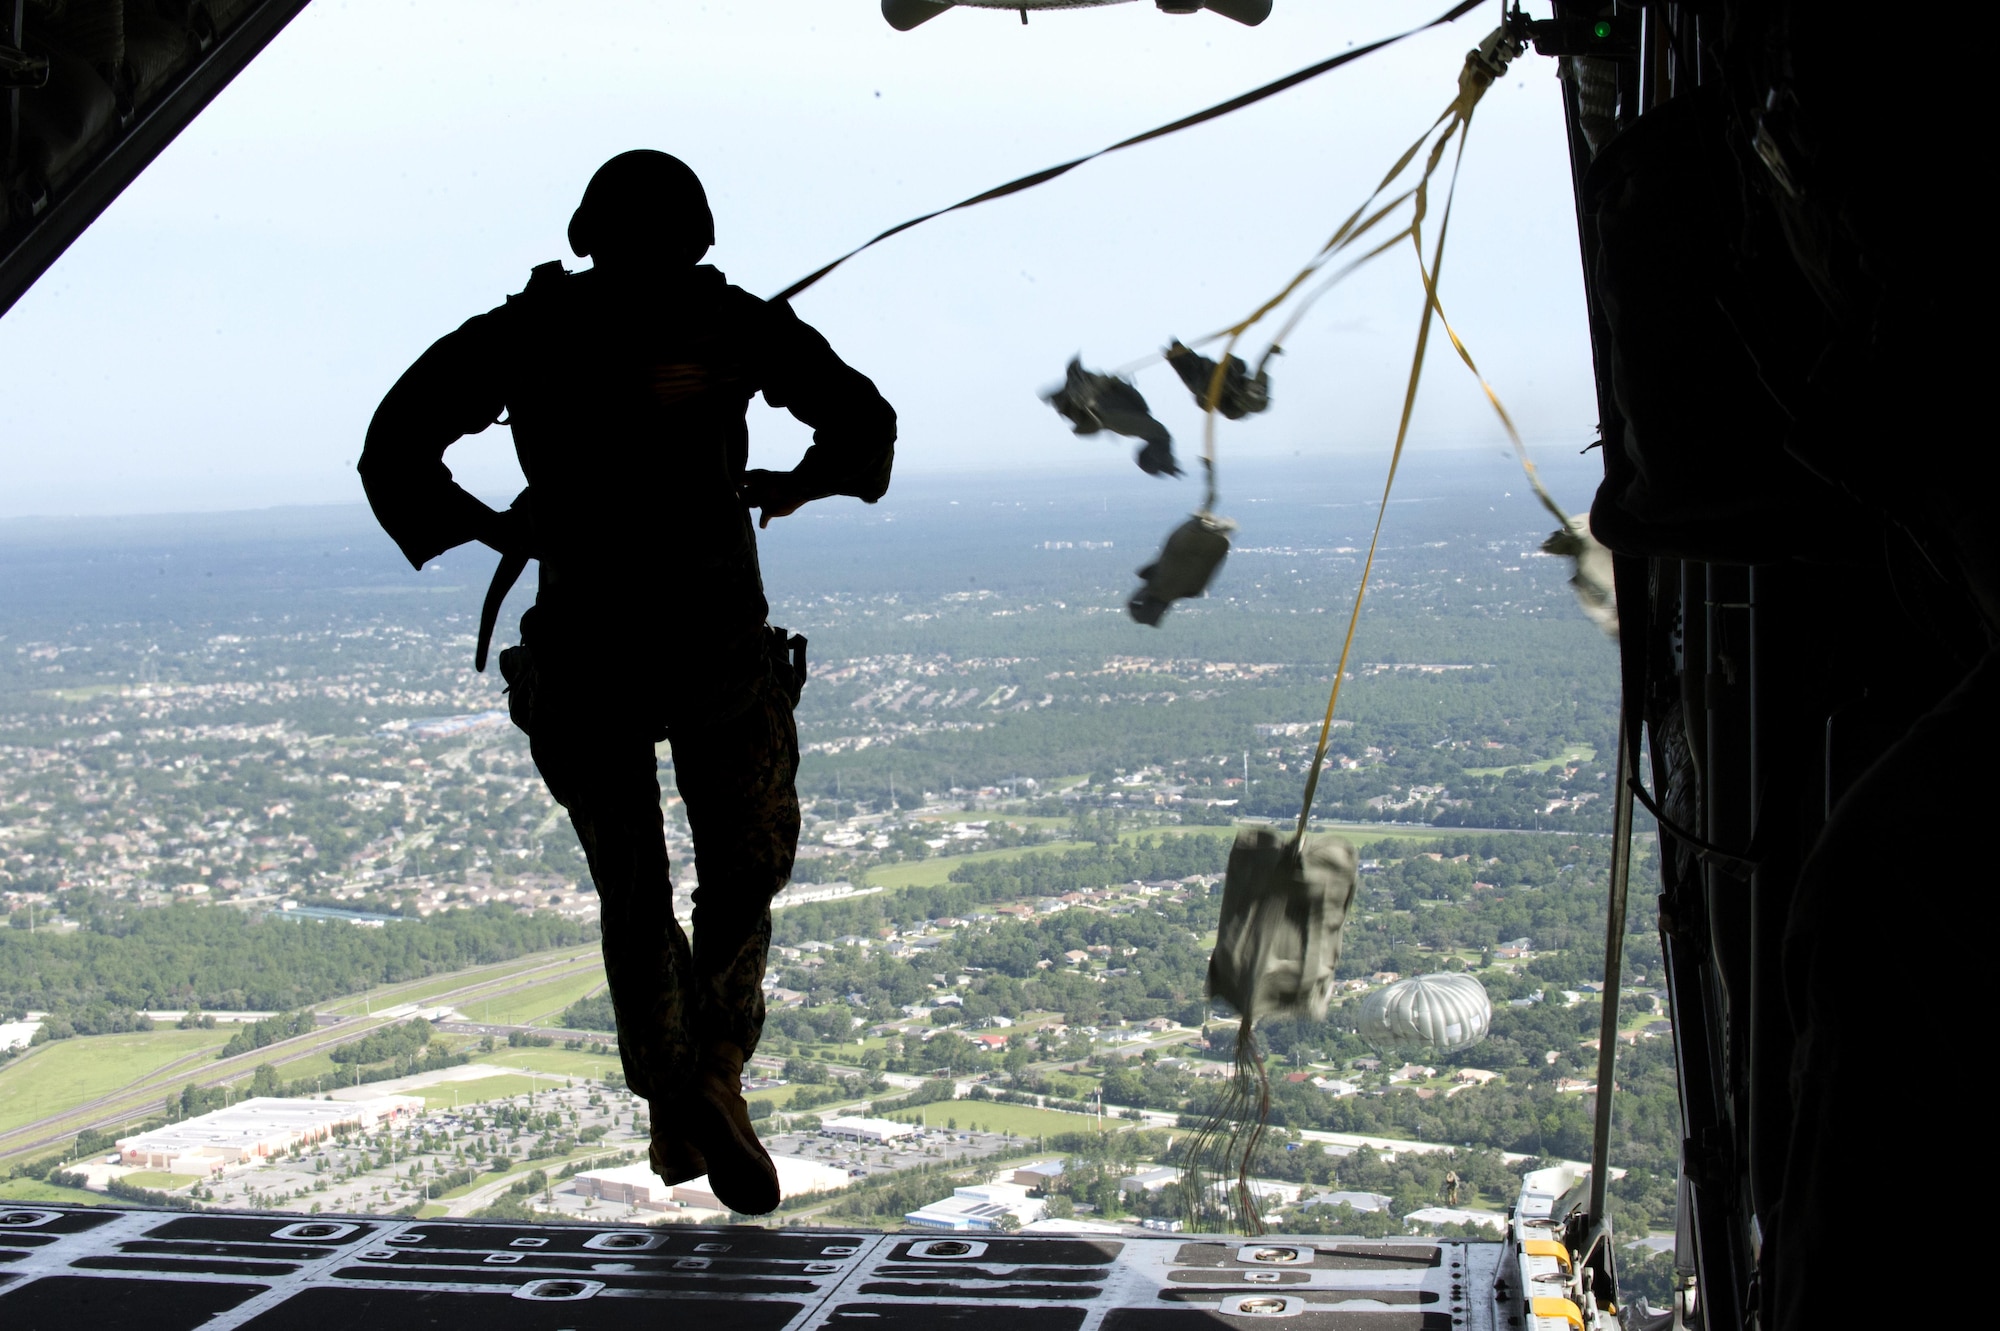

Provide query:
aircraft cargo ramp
left=1, top=0, right=311, bottom=317
left=0, top=1204, right=1597, bottom=1331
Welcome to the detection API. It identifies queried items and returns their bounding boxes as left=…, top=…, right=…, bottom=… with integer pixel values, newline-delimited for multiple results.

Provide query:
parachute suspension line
left=1587, top=703, right=1638, bottom=1232
left=1409, top=202, right=1570, bottom=527
left=771, top=0, right=1487, bottom=303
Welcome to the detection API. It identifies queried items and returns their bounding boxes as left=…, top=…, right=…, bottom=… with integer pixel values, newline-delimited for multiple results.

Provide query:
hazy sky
left=0, top=0, right=1599, bottom=520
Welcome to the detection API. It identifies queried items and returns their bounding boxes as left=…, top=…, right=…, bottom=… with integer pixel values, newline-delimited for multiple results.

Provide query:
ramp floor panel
left=0, top=1204, right=1519, bottom=1330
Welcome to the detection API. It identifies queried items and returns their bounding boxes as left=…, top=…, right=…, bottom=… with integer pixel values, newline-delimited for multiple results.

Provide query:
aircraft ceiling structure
left=0, top=0, right=310, bottom=320
left=881, top=0, right=1273, bottom=32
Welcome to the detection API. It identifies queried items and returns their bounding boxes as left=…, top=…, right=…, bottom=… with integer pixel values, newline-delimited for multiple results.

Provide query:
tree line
left=0, top=900, right=598, bottom=1019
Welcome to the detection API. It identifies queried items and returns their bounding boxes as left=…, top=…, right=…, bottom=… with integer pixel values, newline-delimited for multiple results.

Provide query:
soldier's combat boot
left=684, top=1042, right=780, bottom=1214
left=647, top=1123, right=708, bottom=1186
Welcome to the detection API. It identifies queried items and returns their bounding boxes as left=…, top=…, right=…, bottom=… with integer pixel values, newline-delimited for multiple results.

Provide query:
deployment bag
left=1208, top=827, right=1358, bottom=1024
left=1184, top=826, right=1357, bottom=1232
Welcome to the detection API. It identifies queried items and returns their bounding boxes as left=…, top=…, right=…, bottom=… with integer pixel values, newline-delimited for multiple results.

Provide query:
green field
left=1041, top=1071, right=1102, bottom=1099
left=484, top=1049, right=622, bottom=1082
left=122, top=1171, right=200, bottom=1190
left=0, top=1177, right=105, bottom=1204
left=0, top=1026, right=234, bottom=1135
left=866, top=841, right=1097, bottom=889
left=900, top=1099, right=1118, bottom=1138
left=43, top=683, right=126, bottom=702
left=745, top=1083, right=805, bottom=1108
left=267, top=1051, right=343, bottom=1084
left=1309, top=822, right=1455, bottom=847
left=416, top=1074, right=549, bottom=1110
left=872, top=824, right=1373, bottom=890
left=913, top=813, right=1072, bottom=830
left=1462, top=742, right=1597, bottom=778
left=464, top=969, right=607, bottom=1027
left=880, top=822, right=1518, bottom=876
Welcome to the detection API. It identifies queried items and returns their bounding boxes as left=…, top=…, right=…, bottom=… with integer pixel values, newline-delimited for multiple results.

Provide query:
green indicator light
left=1593, top=19, right=1612, bottom=38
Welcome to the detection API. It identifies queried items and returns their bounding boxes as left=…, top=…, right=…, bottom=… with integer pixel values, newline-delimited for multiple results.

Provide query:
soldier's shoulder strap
left=490, top=262, right=570, bottom=415
left=506, top=260, right=571, bottom=308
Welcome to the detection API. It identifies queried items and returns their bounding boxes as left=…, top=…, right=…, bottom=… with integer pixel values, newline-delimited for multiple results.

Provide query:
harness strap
left=476, top=549, right=530, bottom=674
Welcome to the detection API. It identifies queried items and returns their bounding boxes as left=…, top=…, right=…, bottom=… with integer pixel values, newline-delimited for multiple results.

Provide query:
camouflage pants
left=523, top=663, right=799, bottom=1101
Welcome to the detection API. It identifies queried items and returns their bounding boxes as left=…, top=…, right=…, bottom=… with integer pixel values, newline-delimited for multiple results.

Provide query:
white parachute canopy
left=1357, top=972, right=1493, bottom=1056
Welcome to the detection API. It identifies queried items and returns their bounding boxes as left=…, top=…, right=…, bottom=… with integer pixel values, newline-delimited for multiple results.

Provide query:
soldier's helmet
left=568, top=150, right=715, bottom=266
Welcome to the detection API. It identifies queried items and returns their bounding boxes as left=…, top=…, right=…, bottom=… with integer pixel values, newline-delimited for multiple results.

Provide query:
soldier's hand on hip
left=741, top=469, right=810, bottom=529
left=480, top=499, right=535, bottom=556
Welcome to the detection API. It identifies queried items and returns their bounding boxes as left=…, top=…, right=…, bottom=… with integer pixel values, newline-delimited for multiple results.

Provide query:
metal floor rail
left=0, top=1203, right=1524, bottom=1330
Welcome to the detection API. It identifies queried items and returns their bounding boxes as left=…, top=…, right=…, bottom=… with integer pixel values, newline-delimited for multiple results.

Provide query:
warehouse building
left=819, top=1115, right=919, bottom=1144
left=115, top=1095, right=422, bottom=1176
left=905, top=1181, right=1043, bottom=1232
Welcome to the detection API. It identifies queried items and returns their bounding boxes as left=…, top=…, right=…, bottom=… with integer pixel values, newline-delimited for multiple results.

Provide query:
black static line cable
left=1626, top=776, right=1762, bottom=875
left=769, top=0, right=1487, bottom=303
left=1588, top=706, right=1637, bottom=1233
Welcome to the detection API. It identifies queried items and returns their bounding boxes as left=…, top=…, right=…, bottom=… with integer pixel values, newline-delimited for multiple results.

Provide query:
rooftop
left=116, top=1095, right=422, bottom=1164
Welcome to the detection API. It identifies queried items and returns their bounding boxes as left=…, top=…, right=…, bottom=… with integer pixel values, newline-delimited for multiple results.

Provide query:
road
left=442, top=1170, right=537, bottom=1218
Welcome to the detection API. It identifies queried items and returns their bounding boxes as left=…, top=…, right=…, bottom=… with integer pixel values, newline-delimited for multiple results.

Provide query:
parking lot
left=196, top=1081, right=646, bottom=1217
left=763, top=1124, right=1028, bottom=1183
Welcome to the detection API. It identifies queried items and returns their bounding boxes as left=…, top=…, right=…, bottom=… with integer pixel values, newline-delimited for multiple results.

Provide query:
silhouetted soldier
left=358, top=150, right=896, bottom=1214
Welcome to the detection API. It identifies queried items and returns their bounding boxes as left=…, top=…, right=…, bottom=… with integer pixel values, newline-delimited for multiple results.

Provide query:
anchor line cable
left=1588, top=707, right=1637, bottom=1231
left=1174, top=33, right=1517, bottom=517
left=1181, top=34, right=1529, bottom=1242
left=1410, top=208, right=1572, bottom=526
left=1190, top=115, right=1458, bottom=513
left=769, top=0, right=1486, bottom=304
left=1290, top=34, right=1522, bottom=838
